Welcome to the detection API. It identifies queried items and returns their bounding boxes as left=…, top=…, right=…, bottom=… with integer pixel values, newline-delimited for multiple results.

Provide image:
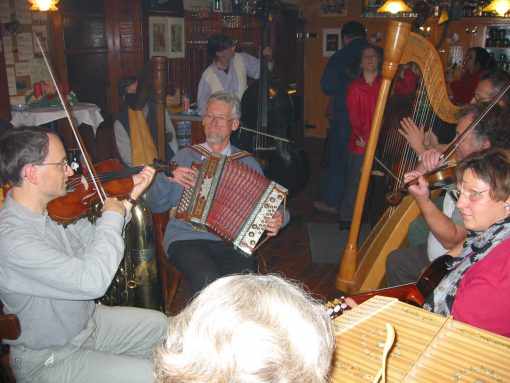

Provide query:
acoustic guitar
left=328, top=254, right=451, bottom=318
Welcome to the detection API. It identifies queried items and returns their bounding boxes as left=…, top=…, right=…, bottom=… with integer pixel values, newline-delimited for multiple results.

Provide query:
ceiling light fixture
left=377, top=0, right=412, bottom=14
left=28, top=0, right=59, bottom=12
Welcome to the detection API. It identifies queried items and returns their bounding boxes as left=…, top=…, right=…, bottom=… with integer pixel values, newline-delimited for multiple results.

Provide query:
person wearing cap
left=196, top=34, right=273, bottom=116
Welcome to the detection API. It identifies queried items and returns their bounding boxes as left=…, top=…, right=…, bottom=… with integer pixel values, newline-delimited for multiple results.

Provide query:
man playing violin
left=386, top=103, right=510, bottom=286
left=146, top=91, right=286, bottom=296
left=0, top=127, right=167, bottom=383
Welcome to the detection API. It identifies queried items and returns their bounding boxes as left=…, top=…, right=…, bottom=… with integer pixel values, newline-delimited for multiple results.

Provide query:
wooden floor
left=169, top=136, right=344, bottom=313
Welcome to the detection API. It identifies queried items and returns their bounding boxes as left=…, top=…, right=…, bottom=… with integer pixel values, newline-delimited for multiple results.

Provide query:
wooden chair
left=152, top=210, right=183, bottom=315
left=0, top=302, right=21, bottom=383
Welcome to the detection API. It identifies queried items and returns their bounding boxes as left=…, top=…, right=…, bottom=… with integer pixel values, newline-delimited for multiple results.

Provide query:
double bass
left=236, top=0, right=308, bottom=196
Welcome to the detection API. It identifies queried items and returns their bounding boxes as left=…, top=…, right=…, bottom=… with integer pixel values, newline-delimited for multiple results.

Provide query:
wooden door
left=50, top=0, right=144, bottom=116
left=0, top=30, right=10, bottom=121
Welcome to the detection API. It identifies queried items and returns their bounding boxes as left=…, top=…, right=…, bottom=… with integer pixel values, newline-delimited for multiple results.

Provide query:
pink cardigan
left=452, top=237, right=510, bottom=337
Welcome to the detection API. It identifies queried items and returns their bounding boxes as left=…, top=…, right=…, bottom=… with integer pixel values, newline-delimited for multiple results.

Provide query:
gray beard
left=205, top=134, right=224, bottom=145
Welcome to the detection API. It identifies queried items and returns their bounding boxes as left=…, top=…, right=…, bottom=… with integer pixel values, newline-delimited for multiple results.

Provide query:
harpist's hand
left=169, top=167, right=197, bottom=189
left=266, top=211, right=284, bottom=237
left=399, top=117, right=426, bottom=155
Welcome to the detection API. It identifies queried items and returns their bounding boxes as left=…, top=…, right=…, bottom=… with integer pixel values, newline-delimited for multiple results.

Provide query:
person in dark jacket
left=315, top=21, right=368, bottom=215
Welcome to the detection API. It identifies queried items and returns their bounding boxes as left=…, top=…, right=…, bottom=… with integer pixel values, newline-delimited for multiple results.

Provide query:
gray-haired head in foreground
left=154, top=274, right=335, bottom=383
left=207, top=91, right=241, bottom=120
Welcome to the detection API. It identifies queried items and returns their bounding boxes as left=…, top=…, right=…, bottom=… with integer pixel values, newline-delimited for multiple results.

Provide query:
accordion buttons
left=250, top=240, right=255, bottom=245
left=249, top=232, right=254, bottom=237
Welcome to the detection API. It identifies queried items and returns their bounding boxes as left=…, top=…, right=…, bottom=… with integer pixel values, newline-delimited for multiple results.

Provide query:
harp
left=336, top=21, right=461, bottom=293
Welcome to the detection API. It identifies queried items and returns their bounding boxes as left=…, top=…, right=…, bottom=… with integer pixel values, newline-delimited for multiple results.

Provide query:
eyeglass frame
left=35, top=159, right=70, bottom=171
left=202, top=113, right=235, bottom=126
left=451, top=186, right=491, bottom=202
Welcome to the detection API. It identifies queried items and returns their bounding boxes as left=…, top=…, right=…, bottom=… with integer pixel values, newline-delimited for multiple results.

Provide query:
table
left=10, top=102, right=104, bottom=134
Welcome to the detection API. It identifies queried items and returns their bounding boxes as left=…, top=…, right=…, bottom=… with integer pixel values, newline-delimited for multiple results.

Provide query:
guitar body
left=330, top=254, right=451, bottom=317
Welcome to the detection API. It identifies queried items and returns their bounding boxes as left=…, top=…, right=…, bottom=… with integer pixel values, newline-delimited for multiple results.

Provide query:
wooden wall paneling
left=0, top=30, right=10, bottom=121
left=105, top=0, right=121, bottom=114
left=114, top=0, right=144, bottom=113
left=49, top=12, right=69, bottom=93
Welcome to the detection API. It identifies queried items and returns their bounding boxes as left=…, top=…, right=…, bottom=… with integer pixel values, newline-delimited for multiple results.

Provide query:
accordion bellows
left=176, top=152, right=287, bottom=255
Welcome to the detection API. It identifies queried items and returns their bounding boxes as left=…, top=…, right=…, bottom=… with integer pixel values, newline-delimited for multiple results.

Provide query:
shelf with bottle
left=485, top=26, right=510, bottom=71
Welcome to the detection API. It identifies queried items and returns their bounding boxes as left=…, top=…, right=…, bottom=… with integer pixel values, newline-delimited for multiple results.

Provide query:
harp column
left=151, top=56, right=168, bottom=160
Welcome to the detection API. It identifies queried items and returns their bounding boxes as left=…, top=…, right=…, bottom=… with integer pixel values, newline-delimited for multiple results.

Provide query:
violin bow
left=441, top=81, right=510, bottom=164
left=34, top=35, right=107, bottom=204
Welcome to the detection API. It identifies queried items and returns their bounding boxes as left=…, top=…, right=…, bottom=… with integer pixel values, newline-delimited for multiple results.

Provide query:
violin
left=386, top=80, right=510, bottom=206
left=34, top=35, right=174, bottom=225
left=47, top=159, right=174, bottom=224
left=386, top=161, right=456, bottom=206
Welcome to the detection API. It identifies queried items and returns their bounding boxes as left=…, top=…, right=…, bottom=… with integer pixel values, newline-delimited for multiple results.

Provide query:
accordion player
left=175, top=146, right=288, bottom=255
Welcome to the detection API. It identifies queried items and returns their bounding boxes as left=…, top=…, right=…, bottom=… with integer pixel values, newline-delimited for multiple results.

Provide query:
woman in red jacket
left=338, top=44, right=382, bottom=229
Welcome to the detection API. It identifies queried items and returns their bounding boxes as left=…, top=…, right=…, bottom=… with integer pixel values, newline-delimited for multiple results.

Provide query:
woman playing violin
left=423, top=148, right=510, bottom=337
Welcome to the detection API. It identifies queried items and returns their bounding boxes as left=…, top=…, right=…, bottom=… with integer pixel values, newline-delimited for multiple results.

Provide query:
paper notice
left=6, top=67, right=16, bottom=96
left=16, top=32, right=34, bottom=61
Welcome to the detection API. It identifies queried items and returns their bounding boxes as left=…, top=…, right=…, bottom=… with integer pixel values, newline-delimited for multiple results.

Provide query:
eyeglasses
left=36, top=159, right=70, bottom=171
left=451, top=187, right=490, bottom=202
left=203, top=114, right=233, bottom=126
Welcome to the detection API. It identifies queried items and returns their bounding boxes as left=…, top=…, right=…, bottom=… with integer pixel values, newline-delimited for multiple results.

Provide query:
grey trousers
left=385, top=244, right=431, bottom=287
left=11, top=305, right=168, bottom=383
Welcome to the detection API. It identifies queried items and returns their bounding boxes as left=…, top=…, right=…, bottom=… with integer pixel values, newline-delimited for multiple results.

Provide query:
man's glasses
left=36, top=159, right=70, bottom=171
left=203, top=114, right=233, bottom=126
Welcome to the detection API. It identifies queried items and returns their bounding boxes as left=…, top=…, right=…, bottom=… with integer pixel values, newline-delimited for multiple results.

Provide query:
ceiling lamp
left=377, top=0, right=412, bottom=14
left=28, top=0, right=59, bottom=11
left=483, top=0, right=510, bottom=16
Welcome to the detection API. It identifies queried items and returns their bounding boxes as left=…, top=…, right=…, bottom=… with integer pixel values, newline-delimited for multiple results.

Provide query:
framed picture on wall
left=146, top=0, right=184, bottom=15
left=323, top=28, right=342, bottom=57
left=149, top=16, right=185, bottom=59
left=320, top=0, right=348, bottom=17
left=149, top=16, right=170, bottom=58
left=168, top=17, right=185, bottom=58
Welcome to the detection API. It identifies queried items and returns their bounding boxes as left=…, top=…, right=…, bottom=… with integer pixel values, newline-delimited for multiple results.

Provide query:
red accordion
left=175, top=152, right=287, bottom=255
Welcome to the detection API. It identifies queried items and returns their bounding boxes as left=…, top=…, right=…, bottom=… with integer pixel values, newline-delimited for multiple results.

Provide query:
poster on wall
left=320, top=0, right=348, bottom=17
left=168, top=17, right=185, bottom=58
left=149, top=16, right=185, bottom=59
left=323, top=28, right=342, bottom=57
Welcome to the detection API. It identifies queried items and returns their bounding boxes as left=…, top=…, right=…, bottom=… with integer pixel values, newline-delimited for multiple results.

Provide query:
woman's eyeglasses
left=451, top=187, right=490, bottom=202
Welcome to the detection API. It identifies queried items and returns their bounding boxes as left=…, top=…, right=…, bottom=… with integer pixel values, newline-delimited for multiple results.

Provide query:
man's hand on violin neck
left=170, top=167, right=197, bottom=189
left=103, top=197, right=127, bottom=216
left=131, top=166, right=156, bottom=200
left=417, top=149, right=443, bottom=173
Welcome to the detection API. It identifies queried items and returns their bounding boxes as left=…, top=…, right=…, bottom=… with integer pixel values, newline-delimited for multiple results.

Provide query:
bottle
left=182, top=93, right=190, bottom=113
left=212, top=0, right=222, bottom=13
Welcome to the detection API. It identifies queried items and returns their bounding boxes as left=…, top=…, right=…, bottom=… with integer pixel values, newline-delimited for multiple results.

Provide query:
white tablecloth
left=10, top=102, right=104, bottom=134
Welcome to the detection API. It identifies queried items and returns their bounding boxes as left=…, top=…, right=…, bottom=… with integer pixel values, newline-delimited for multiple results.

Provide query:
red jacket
left=393, top=68, right=418, bottom=96
left=346, top=75, right=382, bottom=154
left=452, top=237, right=510, bottom=337
left=449, top=69, right=486, bottom=105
